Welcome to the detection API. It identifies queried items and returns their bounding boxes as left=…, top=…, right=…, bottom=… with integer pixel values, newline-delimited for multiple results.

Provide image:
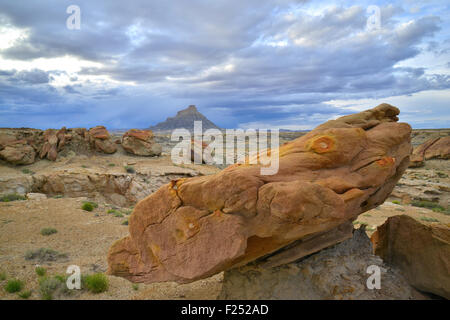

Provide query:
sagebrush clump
left=4, top=279, right=24, bottom=293
left=40, top=227, right=57, bottom=236
left=82, top=273, right=109, bottom=293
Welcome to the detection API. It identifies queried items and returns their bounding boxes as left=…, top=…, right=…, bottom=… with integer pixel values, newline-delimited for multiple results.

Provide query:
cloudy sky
left=0, top=0, right=449, bottom=130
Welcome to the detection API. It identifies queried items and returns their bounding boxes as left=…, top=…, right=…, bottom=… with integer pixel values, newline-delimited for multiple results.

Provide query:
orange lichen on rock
left=307, top=135, right=336, bottom=153
left=107, top=103, right=412, bottom=284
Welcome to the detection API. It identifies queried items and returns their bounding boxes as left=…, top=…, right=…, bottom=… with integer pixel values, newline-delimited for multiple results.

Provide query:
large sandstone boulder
left=0, top=141, right=36, bottom=165
left=410, top=136, right=450, bottom=167
left=88, top=126, right=117, bottom=154
left=219, top=228, right=422, bottom=300
left=371, top=214, right=450, bottom=299
left=107, top=103, right=412, bottom=284
left=122, top=129, right=162, bottom=156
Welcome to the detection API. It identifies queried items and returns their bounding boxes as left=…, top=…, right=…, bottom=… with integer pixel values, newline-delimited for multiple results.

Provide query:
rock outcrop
left=0, top=126, right=117, bottom=165
left=410, top=136, right=450, bottom=167
left=371, top=214, right=450, bottom=299
left=88, top=126, right=117, bottom=154
left=122, top=129, right=162, bottom=156
left=149, top=105, right=221, bottom=132
left=0, top=140, right=36, bottom=165
left=107, top=103, right=412, bottom=284
left=219, top=228, right=421, bottom=300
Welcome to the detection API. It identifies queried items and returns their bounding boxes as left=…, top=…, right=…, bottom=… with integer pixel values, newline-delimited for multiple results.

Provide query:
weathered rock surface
left=0, top=163, right=204, bottom=206
left=0, top=126, right=118, bottom=165
left=0, top=141, right=36, bottom=165
left=371, top=215, right=450, bottom=299
left=88, top=126, right=117, bottom=154
left=219, top=228, right=422, bottom=299
left=410, top=136, right=450, bottom=167
left=122, top=129, right=162, bottom=156
left=107, top=103, right=412, bottom=284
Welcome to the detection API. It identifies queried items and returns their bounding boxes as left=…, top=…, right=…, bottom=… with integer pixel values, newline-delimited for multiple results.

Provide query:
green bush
left=0, top=271, right=6, bottom=281
left=53, top=195, right=63, bottom=199
left=107, top=209, right=120, bottom=215
left=132, top=284, right=139, bottom=291
left=4, top=279, right=24, bottom=293
left=82, top=273, right=109, bottom=293
left=35, top=266, right=47, bottom=277
left=411, top=200, right=444, bottom=210
left=122, top=220, right=129, bottom=226
left=40, top=227, right=57, bottom=236
left=391, top=200, right=401, bottom=205
left=124, top=165, right=135, bottom=174
left=1, top=193, right=26, bottom=202
left=108, top=163, right=116, bottom=167
left=21, top=168, right=34, bottom=175
left=18, top=290, right=32, bottom=299
left=81, top=202, right=94, bottom=211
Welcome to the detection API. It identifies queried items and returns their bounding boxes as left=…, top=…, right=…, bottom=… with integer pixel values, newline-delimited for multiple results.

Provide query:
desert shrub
left=124, top=165, right=135, bottom=174
left=21, top=168, right=34, bottom=175
left=18, top=290, right=32, bottom=299
left=81, top=202, right=94, bottom=211
left=107, top=209, right=120, bottom=215
left=114, top=212, right=124, bottom=218
left=35, top=266, right=47, bottom=277
left=108, top=163, right=115, bottom=167
left=122, top=220, right=129, bottom=226
left=4, top=279, right=24, bottom=293
left=0, top=271, right=6, bottom=281
left=81, top=165, right=88, bottom=168
left=132, top=284, right=139, bottom=291
left=25, top=248, right=68, bottom=262
left=420, top=217, right=439, bottom=223
left=39, top=277, right=60, bottom=300
left=40, top=227, right=57, bottom=236
left=1, top=193, right=26, bottom=202
left=82, top=273, right=109, bottom=293
left=436, top=171, right=448, bottom=178
left=411, top=200, right=444, bottom=210
left=53, top=195, right=63, bottom=199
left=391, top=200, right=401, bottom=205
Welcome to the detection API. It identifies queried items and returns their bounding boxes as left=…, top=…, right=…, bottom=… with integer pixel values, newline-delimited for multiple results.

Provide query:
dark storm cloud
left=0, top=0, right=449, bottom=129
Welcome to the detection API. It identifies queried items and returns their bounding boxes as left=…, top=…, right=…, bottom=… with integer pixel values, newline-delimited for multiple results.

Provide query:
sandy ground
left=0, top=196, right=223, bottom=300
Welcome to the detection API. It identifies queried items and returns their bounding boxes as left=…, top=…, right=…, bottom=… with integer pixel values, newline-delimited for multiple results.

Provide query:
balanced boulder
left=122, top=129, right=161, bottom=156
left=107, top=103, right=412, bottom=284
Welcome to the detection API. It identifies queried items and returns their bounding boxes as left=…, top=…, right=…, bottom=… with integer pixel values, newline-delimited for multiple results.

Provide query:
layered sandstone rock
left=107, top=103, right=412, bottom=284
left=88, top=126, right=117, bottom=154
left=219, top=228, right=421, bottom=300
left=410, top=136, right=450, bottom=167
left=371, top=215, right=450, bottom=299
left=122, top=129, right=162, bottom=156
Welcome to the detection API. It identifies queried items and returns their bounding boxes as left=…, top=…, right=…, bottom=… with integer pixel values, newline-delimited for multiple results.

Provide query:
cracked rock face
left=107, top=104, right=412, bottom=284
left=122, top=129, right=162, bottom=156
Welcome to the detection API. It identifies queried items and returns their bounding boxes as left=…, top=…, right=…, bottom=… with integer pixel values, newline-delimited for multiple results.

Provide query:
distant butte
left=149, top=105, right=221, bottom=132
